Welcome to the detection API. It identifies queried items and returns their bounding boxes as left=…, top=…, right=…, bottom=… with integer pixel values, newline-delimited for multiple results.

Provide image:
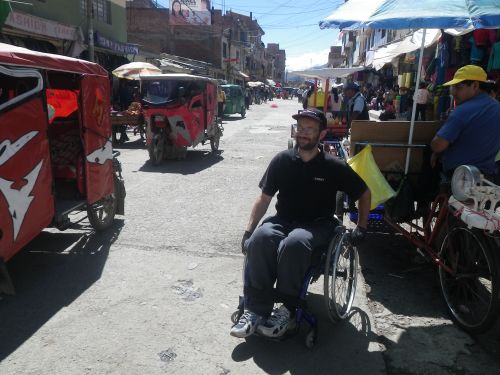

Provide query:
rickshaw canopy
left=0, top=42, right=108, bottom=77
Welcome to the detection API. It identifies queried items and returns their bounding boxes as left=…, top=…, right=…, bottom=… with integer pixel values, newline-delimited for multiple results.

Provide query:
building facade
left=0, top=0, right=134, bottom=70
left=126, top=1, right=282, bottom=83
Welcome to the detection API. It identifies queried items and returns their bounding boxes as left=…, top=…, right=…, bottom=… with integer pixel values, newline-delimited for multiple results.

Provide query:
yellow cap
left=443, top=65, right=487, bottom=86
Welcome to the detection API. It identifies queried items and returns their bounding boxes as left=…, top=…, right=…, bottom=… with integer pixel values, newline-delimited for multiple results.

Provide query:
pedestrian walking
left=415, top=82, right=429, bottom=120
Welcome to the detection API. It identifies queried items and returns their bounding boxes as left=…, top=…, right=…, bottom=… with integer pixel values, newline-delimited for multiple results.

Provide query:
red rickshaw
left=0, top=43, right=126, bottom=293
left=140, top=74, right=222, bottom=164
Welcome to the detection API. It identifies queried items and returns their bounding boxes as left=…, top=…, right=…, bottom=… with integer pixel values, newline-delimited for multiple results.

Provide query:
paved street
left=1, top=99, right=499, bottom=375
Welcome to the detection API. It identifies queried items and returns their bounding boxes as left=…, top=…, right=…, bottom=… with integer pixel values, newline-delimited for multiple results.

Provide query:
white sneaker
left=256, top=305, right=292, bottom=338
left=230, top=310, right=262, bottom=338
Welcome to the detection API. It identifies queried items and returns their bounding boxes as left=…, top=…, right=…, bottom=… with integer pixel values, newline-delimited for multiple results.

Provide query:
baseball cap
left=344, top=82, right=360, bottom=91
left=443, top=65, right=487, bottom=86
left=292, top=108, right=327, bottom=129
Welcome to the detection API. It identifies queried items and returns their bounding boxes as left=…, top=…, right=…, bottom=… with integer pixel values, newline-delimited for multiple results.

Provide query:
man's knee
left=246, top=222, right=281, bottom=254
left=281, top=229, right=313, bottom=253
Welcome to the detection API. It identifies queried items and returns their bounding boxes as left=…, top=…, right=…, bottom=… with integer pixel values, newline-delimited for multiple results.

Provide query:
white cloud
left=287, top=49, right=331, bottom=72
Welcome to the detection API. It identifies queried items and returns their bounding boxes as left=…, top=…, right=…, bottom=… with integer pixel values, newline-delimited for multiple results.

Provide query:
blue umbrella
left=320, top=0, right=500, bottom=30
left=319, top=0, right=500, bottom=173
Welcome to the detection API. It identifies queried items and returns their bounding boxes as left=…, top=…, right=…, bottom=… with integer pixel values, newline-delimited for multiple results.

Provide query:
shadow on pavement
left=139, top=149, right=224, bottom=175
left=358, top=232, right=500, bottom=369
left=0, top=220, right=124, bottom=361
left=231, top=294, right=385, bottom=375
left=358, top=232, right=446, bottom=320
left=113, top=138, right=145, bottom=150
left=377, top=320, right=500, bottom=374
left=222, top=116, right=245, bottom=122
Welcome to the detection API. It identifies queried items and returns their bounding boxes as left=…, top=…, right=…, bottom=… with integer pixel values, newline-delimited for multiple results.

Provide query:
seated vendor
left=430, top=65, right=500, bottom=183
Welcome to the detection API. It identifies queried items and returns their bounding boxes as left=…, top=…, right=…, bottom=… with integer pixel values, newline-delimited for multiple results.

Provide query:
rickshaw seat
left=350, top=120, right=442, bottom=174
left=49, top=123, right=85, bottom=193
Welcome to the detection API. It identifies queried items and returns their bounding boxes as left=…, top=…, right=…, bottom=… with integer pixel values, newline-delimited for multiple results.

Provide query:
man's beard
left=297, top=136, right=320, bottom=151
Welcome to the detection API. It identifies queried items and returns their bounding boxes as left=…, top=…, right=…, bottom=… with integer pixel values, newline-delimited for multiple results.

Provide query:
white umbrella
left=320, top=0, right=500, bottom=174
left=112, top=62, right=161, bottom=80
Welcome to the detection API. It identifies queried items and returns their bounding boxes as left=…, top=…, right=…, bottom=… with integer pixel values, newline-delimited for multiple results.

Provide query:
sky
left=156, top=0, right=343, bottom=71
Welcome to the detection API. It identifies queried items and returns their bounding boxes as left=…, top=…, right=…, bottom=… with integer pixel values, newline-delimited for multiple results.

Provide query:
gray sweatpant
left=243, top=216, right=337, bottom=316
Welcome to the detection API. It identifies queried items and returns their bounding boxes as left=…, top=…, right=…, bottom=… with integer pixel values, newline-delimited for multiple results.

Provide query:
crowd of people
left=321, top=76, right=499, bottom=124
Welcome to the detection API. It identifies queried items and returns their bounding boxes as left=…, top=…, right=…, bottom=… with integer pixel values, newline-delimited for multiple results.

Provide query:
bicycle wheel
left=324, top=232, right=359, bottom=321
left=438, top=225, right=500, bottom=333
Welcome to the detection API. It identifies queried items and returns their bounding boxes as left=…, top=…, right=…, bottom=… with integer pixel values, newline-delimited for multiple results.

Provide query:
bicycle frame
left=384, top=192, right=455, bottom=274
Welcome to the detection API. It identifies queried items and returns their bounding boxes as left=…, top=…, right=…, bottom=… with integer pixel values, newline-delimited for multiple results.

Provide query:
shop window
left=223, top=42, right=227, bottom=58
left=80, top=0, right=112, bottom=24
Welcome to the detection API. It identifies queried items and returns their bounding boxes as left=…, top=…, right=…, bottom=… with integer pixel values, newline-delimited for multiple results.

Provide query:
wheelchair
left=231, top=226, right=358, bottom=348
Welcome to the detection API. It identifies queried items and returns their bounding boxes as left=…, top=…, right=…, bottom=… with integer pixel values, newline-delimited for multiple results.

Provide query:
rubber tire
left=148, top=134, right=164, bottom=165
left=438, top=225, right=500, bottom=333
left=324, top=232, right=359, bottom=322
left=210, top=129, right=220, bottom=151
left=87, top=182, right=117, bottom=232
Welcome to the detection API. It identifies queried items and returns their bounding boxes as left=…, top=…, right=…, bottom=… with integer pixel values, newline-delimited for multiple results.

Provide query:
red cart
left=0, top=43, right=126, bottom=293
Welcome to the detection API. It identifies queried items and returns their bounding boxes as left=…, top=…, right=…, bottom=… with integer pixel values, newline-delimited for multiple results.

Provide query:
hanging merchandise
left=469, top=35, right=486, bottom=64
left=487, top=41, right=500, bottom=72
left=473, top=29, right=490, bottom=47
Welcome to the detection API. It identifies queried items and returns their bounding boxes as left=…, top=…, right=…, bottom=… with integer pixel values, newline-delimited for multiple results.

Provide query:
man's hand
left=430, top=152, right=440, bottom=168
left=241, top=230, right=252, bottom=254
left=349, top=226, right=367, bottom=246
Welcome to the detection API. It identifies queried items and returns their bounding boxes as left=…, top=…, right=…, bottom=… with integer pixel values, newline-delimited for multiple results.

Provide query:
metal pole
left=87, top=0, right=94, bottom=62
left=404, top=28, right=426, bottom=175
left=323, top=77, right=329, bottom=113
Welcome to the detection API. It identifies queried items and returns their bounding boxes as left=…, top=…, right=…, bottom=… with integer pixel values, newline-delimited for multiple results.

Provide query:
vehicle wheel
left=438, top=225, right=500, bottom=333
left=324, top=232, right=359, bottom=322
left=305, top=325, right=318, bottom=348
left=287, top=139, right=294, bottom=150
left=148, top=134, right=164, bottom=165
left=87, top=189, right=117, bottom=231
left=210, top=128, right=221, bottom=151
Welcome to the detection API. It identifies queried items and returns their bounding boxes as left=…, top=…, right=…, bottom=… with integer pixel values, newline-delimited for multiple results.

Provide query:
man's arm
left=431, top=135, right=449, bottom=153
left=430, top=135, right=450, bottom=168
left=356, top=188, right=371, bottom=229
left=246, top=192, right=273, bottom=233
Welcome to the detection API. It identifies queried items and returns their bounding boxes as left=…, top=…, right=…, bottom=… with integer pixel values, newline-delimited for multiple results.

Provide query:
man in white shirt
left=415, top=82, right=429, bottom=121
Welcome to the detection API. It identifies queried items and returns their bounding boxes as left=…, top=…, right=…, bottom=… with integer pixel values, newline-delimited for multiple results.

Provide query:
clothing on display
left=487, top=42, right=500, bottom=72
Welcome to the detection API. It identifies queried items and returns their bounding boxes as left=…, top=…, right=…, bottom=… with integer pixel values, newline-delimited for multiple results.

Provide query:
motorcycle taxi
left=140, top=74, right=222, bottom=164
left=0, top=43, right=126, bottom=293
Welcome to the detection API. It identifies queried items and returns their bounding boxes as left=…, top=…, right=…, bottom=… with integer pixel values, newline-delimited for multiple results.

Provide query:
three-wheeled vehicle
left=0, top=43, right=126, bottom=293
left=221, top=84, right=246, bottom=118
left=140, top=74, right=222, bottom=164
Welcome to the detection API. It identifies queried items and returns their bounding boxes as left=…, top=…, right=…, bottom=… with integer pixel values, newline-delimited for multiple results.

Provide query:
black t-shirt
left=259, top=148, right=367, bottom=223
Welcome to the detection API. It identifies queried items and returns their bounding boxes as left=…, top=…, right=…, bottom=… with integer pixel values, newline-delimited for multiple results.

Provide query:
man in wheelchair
left=230, top=108, right=371, bottom=339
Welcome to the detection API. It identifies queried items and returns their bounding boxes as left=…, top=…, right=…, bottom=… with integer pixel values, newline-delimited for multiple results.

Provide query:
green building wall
left=10, top=0, right=127, bottom=43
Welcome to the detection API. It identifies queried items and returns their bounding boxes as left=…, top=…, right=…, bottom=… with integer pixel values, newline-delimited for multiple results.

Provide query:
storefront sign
left=4, top=10, right=78, bottom=41
left=94, top=32, right=138, bottom=55
left=170, top=0, right=211, bottom=26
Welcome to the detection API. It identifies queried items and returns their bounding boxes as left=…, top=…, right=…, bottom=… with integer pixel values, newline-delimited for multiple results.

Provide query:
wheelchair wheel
left=324, top=231, right=359, bottom=322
